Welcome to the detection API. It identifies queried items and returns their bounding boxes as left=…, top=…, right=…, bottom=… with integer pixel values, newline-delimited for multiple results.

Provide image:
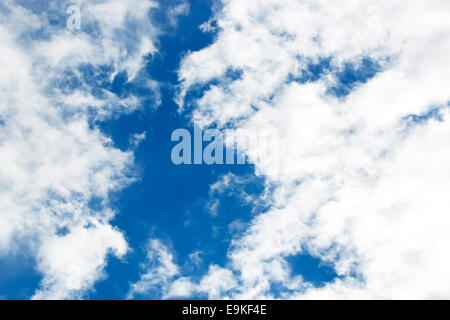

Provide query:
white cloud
left=0, top=0, right=161, bottom=299
left=33, top=223, right=128, bottom=300
left=175, top=0, right=450, bottom=299
left=166, top=277, right=196, bottom=298
left=129, top=238, right=238, bottom=300
left=35, top=0, right=158, bottom=81
left=164, top=265, right=238, bottom=300
left=196, top=265, right=238, bottom=299
left=128, top=239, right=180, bottom=299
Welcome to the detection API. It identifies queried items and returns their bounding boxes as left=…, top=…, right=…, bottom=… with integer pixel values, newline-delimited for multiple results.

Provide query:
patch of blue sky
left=288, top=56, right=333, bottom=84
left=289, top=56, right=387, bottom=98
left=286, top=254, right=338, bottom=288
left=328, top=58, right=385, bottom=97
left=404, top=106, right=446, bottom=124
left=0, top=249, right=41, bottom=300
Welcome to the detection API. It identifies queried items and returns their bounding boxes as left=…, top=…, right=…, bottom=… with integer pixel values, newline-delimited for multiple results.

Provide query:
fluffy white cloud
left=33, top=223, right=128, bottom=300
left=176, top=0, right=450, bottom=299
left=0, top=0, right=159, bottom=299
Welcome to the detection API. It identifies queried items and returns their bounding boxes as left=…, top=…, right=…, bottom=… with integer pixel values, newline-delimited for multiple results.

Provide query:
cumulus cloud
left=0, top=0, right=161, bottom=299
left=174, top=0, right=450, bottom=299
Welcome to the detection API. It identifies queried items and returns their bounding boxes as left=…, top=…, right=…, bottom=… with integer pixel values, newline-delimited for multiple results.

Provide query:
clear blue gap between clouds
left=89, top=0, right=263, bottom=299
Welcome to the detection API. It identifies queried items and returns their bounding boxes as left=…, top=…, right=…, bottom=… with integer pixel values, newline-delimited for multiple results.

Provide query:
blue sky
left=1, top=0, right=450, bottom=300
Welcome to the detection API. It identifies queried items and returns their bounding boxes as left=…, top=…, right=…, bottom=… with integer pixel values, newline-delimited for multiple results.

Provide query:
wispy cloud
left=127, top=239, right=180, bottom=299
